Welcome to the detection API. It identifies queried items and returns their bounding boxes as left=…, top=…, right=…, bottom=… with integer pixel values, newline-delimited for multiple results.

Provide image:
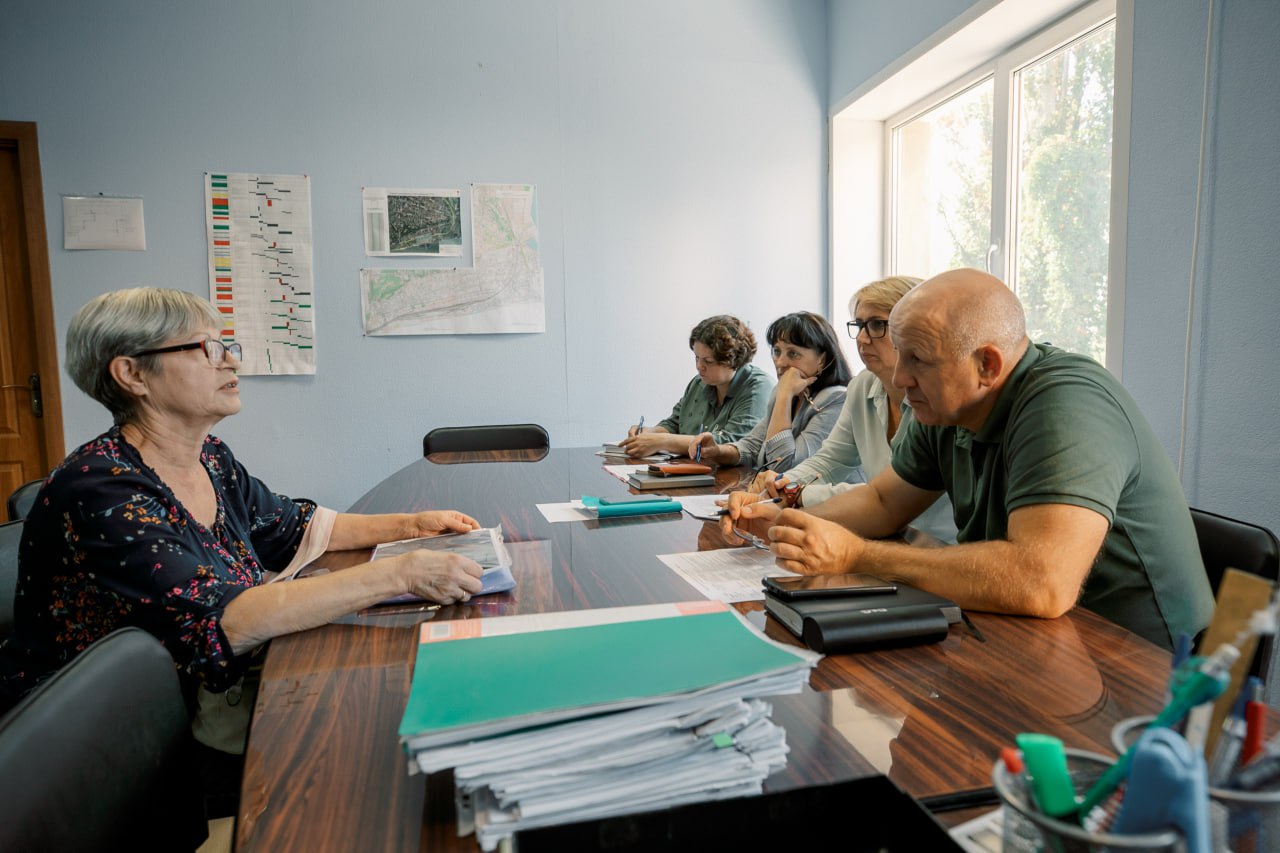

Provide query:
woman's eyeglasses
left=730, top=527, right=770, bottom=550
left=132, top=339, right=243, bottom=365
left=847, top=319, right=889, bottom=340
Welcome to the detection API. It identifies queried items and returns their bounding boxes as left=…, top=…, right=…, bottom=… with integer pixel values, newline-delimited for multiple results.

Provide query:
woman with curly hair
left=619, top=314, right=772, bottom=458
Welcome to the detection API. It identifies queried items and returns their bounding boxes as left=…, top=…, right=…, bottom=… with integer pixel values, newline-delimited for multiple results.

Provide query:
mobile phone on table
left=763, top=573, right=898, bottom=600
left=598, top=495, right=674, bottom=506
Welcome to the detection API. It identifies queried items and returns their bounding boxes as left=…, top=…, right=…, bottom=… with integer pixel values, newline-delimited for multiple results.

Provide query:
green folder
left=399, top=606, right=812, bottom=750
left=580, top=495, right=682, bottom=518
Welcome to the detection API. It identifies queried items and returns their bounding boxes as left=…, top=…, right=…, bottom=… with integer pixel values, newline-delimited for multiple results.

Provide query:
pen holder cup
left=1113, top=715, right=1280, bottom=853
left=993, top=748, right=1182, bottom=852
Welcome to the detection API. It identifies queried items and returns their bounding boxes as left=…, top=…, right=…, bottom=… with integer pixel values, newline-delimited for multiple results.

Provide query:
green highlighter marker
left=1015, top=732, right=1077, bottom=821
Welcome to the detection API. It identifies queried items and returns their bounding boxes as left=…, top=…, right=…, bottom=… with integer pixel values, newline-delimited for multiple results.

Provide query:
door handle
left=0, top=373, right=43, bottom=417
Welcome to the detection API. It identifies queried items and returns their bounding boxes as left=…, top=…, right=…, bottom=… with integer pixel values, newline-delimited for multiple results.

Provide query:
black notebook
left=764, top=583, right=962, bottom=653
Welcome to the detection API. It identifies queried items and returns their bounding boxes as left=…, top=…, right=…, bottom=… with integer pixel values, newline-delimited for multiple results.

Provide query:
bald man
left=731, top=268, right=1212, bottom=649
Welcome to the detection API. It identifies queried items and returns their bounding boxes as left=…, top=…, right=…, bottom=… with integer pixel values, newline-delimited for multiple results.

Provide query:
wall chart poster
left=205, top=172, right=316, bottom=375
left=359, top=183, right=545, bottom=336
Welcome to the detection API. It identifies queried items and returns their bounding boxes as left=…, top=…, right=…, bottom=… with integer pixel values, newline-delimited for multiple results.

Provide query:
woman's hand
left=398, top=550, right=484, bottom=604
left=619, top=431, right=674, bottom=457
left=718, top=490, right=782, bottom=538
left=775, top=365, right=818, bottom=400
left=411, top=510, right=481, bottom=537
left=687, top=432, right=719, bottom=462
left=749, top=470, right=784, bottom=494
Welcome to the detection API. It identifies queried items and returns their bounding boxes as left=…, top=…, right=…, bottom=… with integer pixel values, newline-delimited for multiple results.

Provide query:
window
left=885, top=8, right=1117, bottom=362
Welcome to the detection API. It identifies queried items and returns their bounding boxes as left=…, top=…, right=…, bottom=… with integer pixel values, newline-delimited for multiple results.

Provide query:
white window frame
left=831, top=0, right=1131, bottom=374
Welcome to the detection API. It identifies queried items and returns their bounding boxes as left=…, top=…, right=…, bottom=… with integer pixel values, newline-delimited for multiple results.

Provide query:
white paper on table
left=602, top=464, right=646, bottom=483
left=678, top=494, right=728, bottom=521
left=656, top=549, right=798, bottom=603
left=536, top=501, right=594, bottom=523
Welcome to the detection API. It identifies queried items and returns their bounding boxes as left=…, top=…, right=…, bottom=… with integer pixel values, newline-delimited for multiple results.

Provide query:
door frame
left=1, top=120, right=64, bottom=469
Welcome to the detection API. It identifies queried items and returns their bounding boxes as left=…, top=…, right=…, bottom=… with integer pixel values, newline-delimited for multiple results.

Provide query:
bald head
left=891, top=268, right=1027, bottom=360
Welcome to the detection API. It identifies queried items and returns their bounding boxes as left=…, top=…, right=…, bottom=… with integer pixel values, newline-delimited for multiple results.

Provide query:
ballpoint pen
left=694, top=423, right=704, bottom=462
left=715, top=496, right=782, bottom=517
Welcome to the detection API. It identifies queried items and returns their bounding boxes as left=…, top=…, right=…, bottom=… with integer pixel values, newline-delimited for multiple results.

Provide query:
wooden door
left=0, top=121, right=63, bottom=502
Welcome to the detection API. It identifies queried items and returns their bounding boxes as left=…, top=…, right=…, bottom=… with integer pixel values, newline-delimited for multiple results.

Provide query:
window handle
left=985, top=243, right=1000, bottom=274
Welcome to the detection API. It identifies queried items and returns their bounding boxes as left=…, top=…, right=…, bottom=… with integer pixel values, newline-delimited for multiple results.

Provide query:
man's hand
left=768, top=509, right=865, bottom=575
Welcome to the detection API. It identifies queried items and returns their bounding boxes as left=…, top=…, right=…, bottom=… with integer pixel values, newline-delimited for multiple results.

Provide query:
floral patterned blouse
left=0, top=427, right=314, bottom=710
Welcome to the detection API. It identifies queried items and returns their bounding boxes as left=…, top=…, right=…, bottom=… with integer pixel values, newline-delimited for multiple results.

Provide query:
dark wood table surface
left=236, top=448, right=1172, bottom=851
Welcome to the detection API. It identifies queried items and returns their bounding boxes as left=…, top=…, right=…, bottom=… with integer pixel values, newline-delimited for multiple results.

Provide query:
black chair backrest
left=0, top=520, right=21, bottom=639
left=1191, top=507, right=1280, bottom=594
left=423, top=423, right=550, bottom=456
left=6, top=478, right=43, bottom=522
left=1190, top=507, right=1280, bottom=678
left=0, top=627, right=206, bottom=852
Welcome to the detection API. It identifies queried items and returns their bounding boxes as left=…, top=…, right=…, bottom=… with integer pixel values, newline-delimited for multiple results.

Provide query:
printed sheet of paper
left=360, top=183, right=544, bottom=335
left=63, top=196, right=146, bottom=250
left=362, top=187, right=462, bottom=256
left=656, top=549, right=798, bottom=603
left=205, top=172, right=316, bottom=375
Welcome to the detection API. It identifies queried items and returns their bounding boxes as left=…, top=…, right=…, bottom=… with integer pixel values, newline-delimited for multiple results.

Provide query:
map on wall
left=362, top=187, right=462, bottom=257
left=204, top=172, right=316, bottom=375
left=359, top=183, right=545, bottom=335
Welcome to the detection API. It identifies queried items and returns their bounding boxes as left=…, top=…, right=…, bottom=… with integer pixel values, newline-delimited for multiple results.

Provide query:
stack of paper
left=399, top=602, right=818, bottom=851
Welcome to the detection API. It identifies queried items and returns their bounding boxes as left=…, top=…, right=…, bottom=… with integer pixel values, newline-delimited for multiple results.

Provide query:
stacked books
left=627, top=463, right=715, bottom=490
left=398, top=601, right=818, bottom=851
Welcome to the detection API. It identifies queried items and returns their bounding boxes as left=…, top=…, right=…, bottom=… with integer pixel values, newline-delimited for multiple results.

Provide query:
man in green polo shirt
left=749, top=268, right=1212, bottom=649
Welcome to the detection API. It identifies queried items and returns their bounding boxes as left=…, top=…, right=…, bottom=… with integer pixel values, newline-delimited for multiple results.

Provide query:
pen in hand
left=694, top=423, right=704, bottom=462
left=716, top=496, right=782, bottom=517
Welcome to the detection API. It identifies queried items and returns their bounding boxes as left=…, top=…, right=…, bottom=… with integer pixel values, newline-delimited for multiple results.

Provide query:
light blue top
left=729, top=383, right=847, bottom=472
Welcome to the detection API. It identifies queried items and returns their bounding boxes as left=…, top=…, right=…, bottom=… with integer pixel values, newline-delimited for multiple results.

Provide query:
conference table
left=236, top=447, right=1172, bottom=851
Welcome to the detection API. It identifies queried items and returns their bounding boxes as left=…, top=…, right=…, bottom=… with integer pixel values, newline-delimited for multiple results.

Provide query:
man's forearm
left=804, top=484, right=904, bottom=539
left=857, top=538, right=1077, bottom=618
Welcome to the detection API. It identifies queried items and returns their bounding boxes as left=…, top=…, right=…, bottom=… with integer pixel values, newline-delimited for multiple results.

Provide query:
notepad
left=627, top=471, right=715, bottom=490
left=398, top=602, right=817, bottom=752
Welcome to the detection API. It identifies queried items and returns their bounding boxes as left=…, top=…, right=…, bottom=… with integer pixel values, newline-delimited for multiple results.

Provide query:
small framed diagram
left=363, top=186, right=462, bottom=256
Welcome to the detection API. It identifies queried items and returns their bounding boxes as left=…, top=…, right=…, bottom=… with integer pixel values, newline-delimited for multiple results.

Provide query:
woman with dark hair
left=689, top=312, right=850, bottom=471
left=619, top=314, right=772, bottom=458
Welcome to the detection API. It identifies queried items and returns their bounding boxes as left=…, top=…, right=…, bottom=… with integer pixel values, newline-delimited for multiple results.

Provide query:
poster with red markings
left=205, top=172, right=316, bottom=375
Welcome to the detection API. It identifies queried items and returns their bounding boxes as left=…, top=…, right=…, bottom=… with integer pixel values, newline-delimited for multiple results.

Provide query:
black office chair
left=0, top=627, right=207, bottom=851
left=423, top=423, right=550, bottom=457
left=1191, top=507, right=1280, bottom=676
left=6, top=477, right=43, bottom=522
left=0, top=519, right=21, bottom=639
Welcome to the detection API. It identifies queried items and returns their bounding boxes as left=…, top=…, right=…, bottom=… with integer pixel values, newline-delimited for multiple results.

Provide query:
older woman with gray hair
left=0, top=288, right=483, bottom=720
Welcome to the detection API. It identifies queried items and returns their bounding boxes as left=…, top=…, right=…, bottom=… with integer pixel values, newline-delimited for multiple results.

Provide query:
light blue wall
left=827, top=0, right=1280, bottom=534
left=1123, top=0, right=1280, bottom=531
left=0, top=0, right=827, bottom=509
left=827, top=0, right=979, bottom=102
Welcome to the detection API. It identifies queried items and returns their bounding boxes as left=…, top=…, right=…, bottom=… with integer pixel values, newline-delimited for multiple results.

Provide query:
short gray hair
left=66, top=287, right=222, bottom=424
